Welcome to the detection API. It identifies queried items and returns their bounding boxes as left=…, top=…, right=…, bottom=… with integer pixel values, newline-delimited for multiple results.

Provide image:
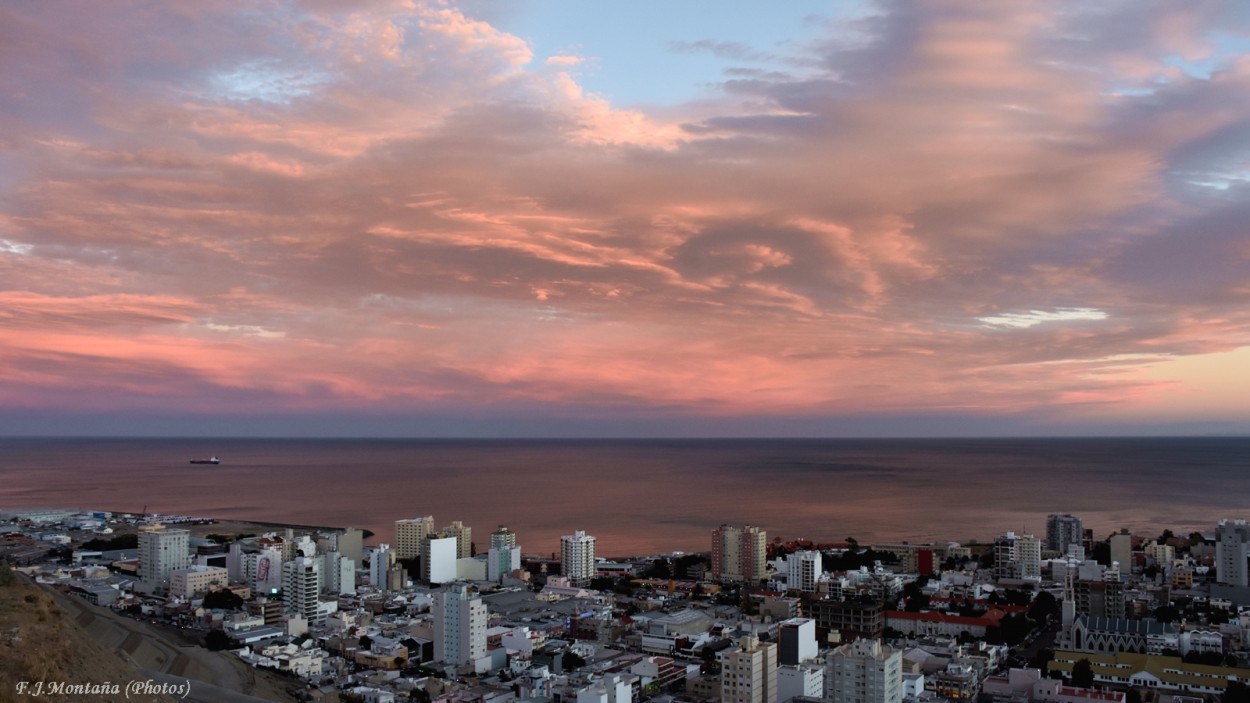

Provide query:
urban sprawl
left=5, top=509, right=1250, bottom=703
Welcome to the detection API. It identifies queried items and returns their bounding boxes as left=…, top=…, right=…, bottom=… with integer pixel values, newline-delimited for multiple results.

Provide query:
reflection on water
left=1, top=437, right=1246, bottom=555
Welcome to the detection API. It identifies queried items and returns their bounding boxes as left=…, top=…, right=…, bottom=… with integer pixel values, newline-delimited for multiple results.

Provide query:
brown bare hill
left=0, top=563, right=174, bottom=703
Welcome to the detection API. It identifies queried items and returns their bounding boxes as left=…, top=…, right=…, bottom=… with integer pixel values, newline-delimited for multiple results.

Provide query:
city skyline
left=3, top=2, right=1250, bottom=437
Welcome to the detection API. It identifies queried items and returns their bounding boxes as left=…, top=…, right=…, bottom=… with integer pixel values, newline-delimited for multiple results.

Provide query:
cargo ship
left=189, top=456, right=220, bottom=465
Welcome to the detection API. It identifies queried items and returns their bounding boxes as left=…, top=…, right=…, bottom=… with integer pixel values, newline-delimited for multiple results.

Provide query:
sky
left=2, top=0, right=1250, bottom=437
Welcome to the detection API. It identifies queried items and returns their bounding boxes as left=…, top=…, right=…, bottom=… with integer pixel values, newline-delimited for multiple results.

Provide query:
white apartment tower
left=433, top=585, right=488, bottom=667
left=138, top=523, right=191, bottom=593
left=826, top=639, right=902, bottom=703
left=1217, top=519, right=1250, bottom=586
left=424, top=533, right=459, bottom=584
left=993, top=532, right=1041, bottom=582
left=721, top=635, right=778, bottom=703
left=322, top=551, right=357, bottom=596
left=712, top=524, right=767, bottom=584
left=491, top=525, right=518, bottom=550
left=243, top=547, right=283, bottom=595
left=395, top=516, right=434, bottom=560
left=561, top=530, right=596, bottom=586
left=1017, top=533, right=1042, bottom=581
left=282, top=556, right=324, bottom=623
left=787, top=550, right=821, bottom=593
left=370, top=544, right=395, bottom=589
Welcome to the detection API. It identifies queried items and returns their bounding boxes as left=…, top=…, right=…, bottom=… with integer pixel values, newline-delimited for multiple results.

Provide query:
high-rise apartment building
left=1072, top=573, right=1126, bottom=618
left=488, top=525, right=522, bottom=583
left=433, top=585, right=487, bottom=667
left=338, top=527, right=365, bottom=567
left=826, top=638, right=902, bottom=703
left=1109, top=531, right=1133, bottom=577
left=777, top=618, right=817, bottom=665
left=395, top=517, right=434, bottom=560
left=282, top=556, right=324, bottom=623
left=993, top=532, right=1041, bottom=582
left=322, top=551, right=356, bottom=596
left=721, top=635, right=777, bottom=703
left=443, top=520, right=472, bottom=559
left=491, top=525, right=517, bottom=550
left=561, top=530, right=596, bottom=586
left=1216, top=519, right=1250, bottom=586
left=1047, top=514, right=1084, bottom=554
left=787, top=551, right=821, bottom=593
left=712, top=524, right=767, bottom=584
left=370, top=544, right=395, bottom=589
left=424, top=533, right=459, bottom=584
left=138, top=523, right=191, bottom=593
left=243, top=546, right=283, bottom=595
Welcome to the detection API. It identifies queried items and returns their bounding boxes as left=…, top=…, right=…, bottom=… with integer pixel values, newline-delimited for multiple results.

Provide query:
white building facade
left=138, top=524, right=191, bottom=593
left=432, top=585, right=488, bottom=669
left=561, top=530, right=596, bottom=586
left=826, top=639, right=902, bottom=703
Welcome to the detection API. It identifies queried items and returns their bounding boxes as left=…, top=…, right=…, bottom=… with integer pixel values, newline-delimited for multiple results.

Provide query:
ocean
left=1, top=437, right=1247, bottom=556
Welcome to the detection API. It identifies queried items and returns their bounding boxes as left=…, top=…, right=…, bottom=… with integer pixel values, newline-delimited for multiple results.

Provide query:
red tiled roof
left=885, top=609, right=1008, bottom=626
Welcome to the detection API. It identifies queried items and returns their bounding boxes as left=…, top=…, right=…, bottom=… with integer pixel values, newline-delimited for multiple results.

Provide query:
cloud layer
left=2, top=0, right=1249, bottom=434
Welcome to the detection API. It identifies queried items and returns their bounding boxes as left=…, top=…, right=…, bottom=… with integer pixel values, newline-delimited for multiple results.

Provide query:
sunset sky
left=2, top=1, right=1249, bottom=437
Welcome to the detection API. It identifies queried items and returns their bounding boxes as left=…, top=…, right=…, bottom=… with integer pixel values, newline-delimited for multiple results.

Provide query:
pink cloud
left=1, top=0, right=1249, bottom=430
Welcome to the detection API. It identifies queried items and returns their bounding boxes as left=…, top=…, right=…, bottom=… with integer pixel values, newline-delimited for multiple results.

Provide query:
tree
left=205, top=628, right=236, bottom=651
left=81, top=533, right=139, bottom=551
left=645, top=559, right=672, bottom=580
left=674, top=553, right=711, bottom=578
left=1184, top=651, right=1225, bottom=666
left=202, top=589, right=244, bottom=610
left=359, top=634, right=373, bottom=650
left=1071, top=659, right=1095, bottom=688
left=986, top=613, right=1033, bottom=647
left=1127, top=689, right=1143, bottom=703
left=903, top=581, right=930, bottom=612
left=1090, top=542, right=1111, bottom=566
left=740, top=594, right=760, bottom=616
left=1029, top=591, right=1059, bottom=623
left=846, top=537, right=860, bottom=553
left=1153, top=605, right=1181, bottom=624
left=1028, top=648, right=1055, bottom=674
left=589, top=576, right=617, bottom=592
left=978, top=550, right=995, bottom=569
left=1225, top=681, right=1250, bottom=703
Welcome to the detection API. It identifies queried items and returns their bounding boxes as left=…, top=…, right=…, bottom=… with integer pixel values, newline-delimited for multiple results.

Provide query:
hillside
left=0, top=562, right=175, bottom=703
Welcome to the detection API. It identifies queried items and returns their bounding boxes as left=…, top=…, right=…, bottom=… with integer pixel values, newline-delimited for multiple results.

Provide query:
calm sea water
left=1, top=437, right=1247, bottom=556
